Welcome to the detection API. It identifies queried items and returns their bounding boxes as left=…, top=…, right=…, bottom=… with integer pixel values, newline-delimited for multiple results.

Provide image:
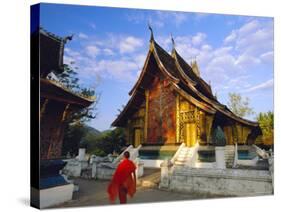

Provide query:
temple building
left=37, top=28, right=95, bottom=159
left=112, top=31, right=262, bottom=149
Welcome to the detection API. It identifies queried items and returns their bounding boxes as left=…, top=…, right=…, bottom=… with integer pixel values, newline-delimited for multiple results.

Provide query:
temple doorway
left=185, top=123, right=197, bottom=147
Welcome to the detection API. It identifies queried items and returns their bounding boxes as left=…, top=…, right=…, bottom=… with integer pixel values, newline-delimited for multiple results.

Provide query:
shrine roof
left=40, top=78, right=95, bottom=107
left=173, top=50, right=214, bottom=100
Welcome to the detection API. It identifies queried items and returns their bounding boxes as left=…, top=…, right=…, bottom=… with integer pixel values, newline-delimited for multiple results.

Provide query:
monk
left=107, top=151, right=137, bottom=204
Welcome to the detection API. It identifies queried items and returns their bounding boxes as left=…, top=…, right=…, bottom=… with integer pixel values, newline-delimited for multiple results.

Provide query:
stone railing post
left=135, top=158, right=144, bottom=178
left=232, top=142, right=238, bottom=168
left=268, top=153, right=274, bottom=192
left=91, top=161, right=98, bottom=179
left=78, top=148, right=86, bottom=161
left=159, top=160, right=173, bottom=189
left=215, top=146, right=226, bottom=169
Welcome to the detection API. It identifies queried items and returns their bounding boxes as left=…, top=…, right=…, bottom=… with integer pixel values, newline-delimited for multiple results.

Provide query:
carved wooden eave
left=171, top=83, right=216, bottom=114
left=129, top=39, right=180, bottom=96
left=173, top=50, right=213, bottom=98
left=40, top=78, right=94, bottom=108
left=111, top=88, right=144, bottom=127
left=171, top=49, right=197, bottom=87
left=176, top=75, right=259, bottom=127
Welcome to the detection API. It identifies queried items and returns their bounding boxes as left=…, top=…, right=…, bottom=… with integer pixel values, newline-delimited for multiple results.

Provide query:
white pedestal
left=215, top=146, right=226, bottom=169
left=159, top=160, right=173, bottom=189
left=39, top=183, right=74, bottom=208
left=78, top=148, right=86, bottom=161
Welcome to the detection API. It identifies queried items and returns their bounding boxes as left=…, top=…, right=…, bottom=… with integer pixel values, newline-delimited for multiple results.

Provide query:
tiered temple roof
left=112, top=32, right=258, bottom=128
left=37, top=27, right=94, bottom=108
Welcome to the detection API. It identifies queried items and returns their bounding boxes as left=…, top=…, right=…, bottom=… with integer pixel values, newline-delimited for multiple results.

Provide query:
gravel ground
left=53, top=178, right=229, bottom=209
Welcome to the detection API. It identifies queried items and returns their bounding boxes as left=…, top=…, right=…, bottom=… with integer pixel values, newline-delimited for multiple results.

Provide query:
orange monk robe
left=107, top=158, right=137, bottom=203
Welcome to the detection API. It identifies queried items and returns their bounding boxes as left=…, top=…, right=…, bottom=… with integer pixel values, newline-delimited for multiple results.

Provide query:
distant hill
left=84, top=125, right=101, bottom=136
left=101, top=129, right=112, bottom=134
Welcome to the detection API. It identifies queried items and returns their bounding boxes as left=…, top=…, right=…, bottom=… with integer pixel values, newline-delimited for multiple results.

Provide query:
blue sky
left=40, top=3, right=274, bottom=131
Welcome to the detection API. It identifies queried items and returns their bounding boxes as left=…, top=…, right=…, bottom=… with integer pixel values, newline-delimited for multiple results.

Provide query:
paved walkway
left=55, top=178, right=224, bottom=208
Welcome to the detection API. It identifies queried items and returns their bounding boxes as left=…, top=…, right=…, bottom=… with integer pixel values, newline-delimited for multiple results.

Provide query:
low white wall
left=39, top=183, right=74, bottom=208
left=141, top=159, right=164, bottom=168
left=167, top=167, right=273, bottom=196
left=237, top=156, right=259, bottom=166
left=95, top=165, right=115, bottom=180
left=193, top=162, right=216, bottom=169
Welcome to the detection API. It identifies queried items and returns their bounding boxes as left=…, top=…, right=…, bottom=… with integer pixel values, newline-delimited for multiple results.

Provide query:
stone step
left=137, top=168, right=161, bottom=188
left=176, top=156, right=188, bottom=159
left=174, top=161, right=186, bottom=165
left=176, top=158, right=189, bottom=161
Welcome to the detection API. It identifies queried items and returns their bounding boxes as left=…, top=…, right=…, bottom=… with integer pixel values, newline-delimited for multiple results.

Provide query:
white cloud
left=63, top=34, right=146, bottom=84
left=156, top=19, right=272, bottom=94
left=223, top=19, right=273, bottom=57
left=119, top=36, right=143, bottom=54
left=244, top=79, right=273, bottom=92
left=133, top=53, right=147, bottom=69
left=103, top=48, right=115, bottom=56
left=235, top=53, right=261, bottom=68
left=192, top=33, right=207, bottom=46
left=94, top=59, right=139, bottom=82
left=128, top=11, right=189, bottom=29
left=260, top=51, right=273, bottom=63
left=63, top=55, right=74, bottom=65
left=224, top=31, right=236, bottom=44
left=64, top=48, right=81, bottom=57
left=238, top=20, right=259, bottom=36
left=78, top=32, right=89, bottom=39
left=86, top=45, right=100, bottom=58
left=201, top=44, right=212, bottom=51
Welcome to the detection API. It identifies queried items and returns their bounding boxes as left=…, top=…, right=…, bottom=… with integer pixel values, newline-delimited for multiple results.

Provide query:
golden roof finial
left=171, top=33, right=175, bottom=49
left=148, top=22, right=154, bottom=42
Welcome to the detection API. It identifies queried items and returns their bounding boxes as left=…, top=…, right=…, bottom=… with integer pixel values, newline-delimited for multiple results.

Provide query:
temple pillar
left=199, top=111, right=207, bottom=145
left=232, top=124, right=238, bottom=144
left=205, top=115, right=214, bottom=145
left=242, top=126, right=251, bottom=144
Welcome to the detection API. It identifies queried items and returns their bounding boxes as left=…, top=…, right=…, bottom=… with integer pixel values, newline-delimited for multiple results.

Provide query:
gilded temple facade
left=112, top=33, right=261, bottom=148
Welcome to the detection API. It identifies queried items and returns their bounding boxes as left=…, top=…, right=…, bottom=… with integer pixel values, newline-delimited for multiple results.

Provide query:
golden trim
left=62, top=104, right=70, bottom=122
left=144, top=90, right=149, bottom=142
left=176, top=94, right=180, bottom=143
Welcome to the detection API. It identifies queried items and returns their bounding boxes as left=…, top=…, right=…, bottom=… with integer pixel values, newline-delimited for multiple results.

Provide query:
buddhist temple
left=112, top=30, right=262, bottom=149
left=36, top=27, right=95, bottom=159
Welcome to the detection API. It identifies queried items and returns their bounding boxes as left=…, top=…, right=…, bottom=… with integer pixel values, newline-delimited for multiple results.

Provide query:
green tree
left=52, top=63, right=99, bottom=156
left=227, top=92, right=254, bottom=117
left=61, top=122, right=87, bottom=156
left=55, top=64, right=99, bottom=124
left=85, top=128, right=126, bottom=157
left=256, top=111, right=274, bottom=145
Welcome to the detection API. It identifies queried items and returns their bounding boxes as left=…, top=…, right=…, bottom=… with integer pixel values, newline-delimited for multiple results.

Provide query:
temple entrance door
left=134, top=129, right=141, bottom=147
left=185, top=123, right=197, bottom=147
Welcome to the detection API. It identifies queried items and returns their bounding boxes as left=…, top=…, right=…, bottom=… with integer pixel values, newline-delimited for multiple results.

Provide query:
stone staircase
left=225, top=145, right=235, bottom=168
left=137, top=168, right=161, bottom=188
left=173, top=144, right=198, bottom=166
